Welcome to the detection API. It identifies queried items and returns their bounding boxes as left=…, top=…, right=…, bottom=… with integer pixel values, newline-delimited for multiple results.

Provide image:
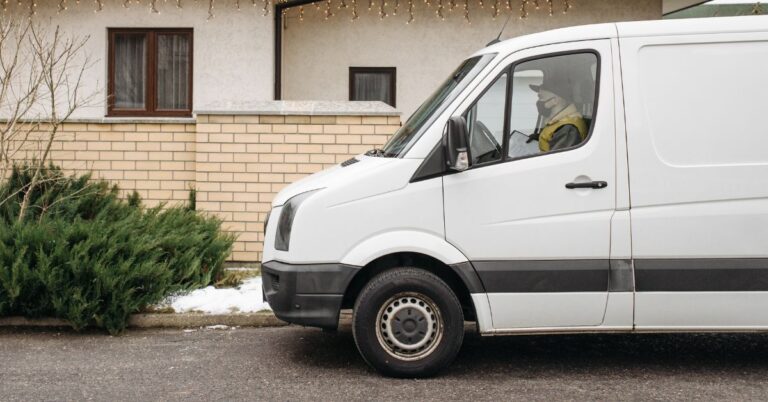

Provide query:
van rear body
left=261, top=15, right=768, bottom=377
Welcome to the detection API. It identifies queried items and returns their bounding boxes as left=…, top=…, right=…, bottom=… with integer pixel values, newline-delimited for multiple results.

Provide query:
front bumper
left=261, top=260, right=359, bottom=329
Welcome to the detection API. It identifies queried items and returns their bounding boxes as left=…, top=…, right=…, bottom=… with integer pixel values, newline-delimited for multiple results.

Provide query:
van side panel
left=620, top=32, right=768, bottom=328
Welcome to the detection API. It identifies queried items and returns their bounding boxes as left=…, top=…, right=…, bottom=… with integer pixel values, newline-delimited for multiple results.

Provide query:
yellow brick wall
left=12, top=113, right=400, bottom=262
left=194, top=114, right=399, bottom=261
left=18, top=122, right=197, bottom=207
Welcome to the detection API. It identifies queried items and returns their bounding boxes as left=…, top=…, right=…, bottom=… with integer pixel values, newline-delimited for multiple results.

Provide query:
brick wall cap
left=195, top=100, right=400, bottom=116
left=0, top=117, right=197, bottom=124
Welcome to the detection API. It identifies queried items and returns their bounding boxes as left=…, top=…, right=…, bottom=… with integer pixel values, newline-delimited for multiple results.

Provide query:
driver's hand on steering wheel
left=526, top=133, right=540, bottom=144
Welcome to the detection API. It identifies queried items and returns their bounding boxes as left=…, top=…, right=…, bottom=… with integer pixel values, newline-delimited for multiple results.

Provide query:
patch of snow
left=205, top=325, right=231, bottom=330
left=165, top=276, right=271, bottom=315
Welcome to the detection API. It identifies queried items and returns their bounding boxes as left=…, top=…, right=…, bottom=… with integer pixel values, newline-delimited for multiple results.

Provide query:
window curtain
left=353, top=72, right=392, bottom=106
left=114, top=34, right=146, bottom=109
left=157, top=34, right=190, bottom=110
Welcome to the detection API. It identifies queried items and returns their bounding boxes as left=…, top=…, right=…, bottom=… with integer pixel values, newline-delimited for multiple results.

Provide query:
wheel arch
left=341, top=251, right=483, bottom=321
left=339, top=230, right=469, bottom=267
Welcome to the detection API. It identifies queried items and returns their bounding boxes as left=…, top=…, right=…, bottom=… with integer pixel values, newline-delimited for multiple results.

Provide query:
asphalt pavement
left=3, top=325, right=768, bottom=401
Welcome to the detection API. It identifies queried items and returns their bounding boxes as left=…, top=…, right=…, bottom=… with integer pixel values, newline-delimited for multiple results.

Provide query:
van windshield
left=381, top=53, right=495, bottom=157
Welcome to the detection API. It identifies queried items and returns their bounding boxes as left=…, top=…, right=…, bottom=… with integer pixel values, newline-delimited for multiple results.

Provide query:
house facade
left=13, top=0, right=668, bottom=119
left=5, top=0, right=696, bottom=261
left=281, top=0, right=663, bottom=116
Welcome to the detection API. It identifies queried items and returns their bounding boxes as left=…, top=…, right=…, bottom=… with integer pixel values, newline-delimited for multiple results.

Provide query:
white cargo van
left=262, top=16, right=768, bottom=377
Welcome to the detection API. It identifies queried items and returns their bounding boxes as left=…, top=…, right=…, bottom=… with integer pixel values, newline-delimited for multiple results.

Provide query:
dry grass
left=140, top=305, right=176, bottom=314
left=215, top=268, right=260, bottom=289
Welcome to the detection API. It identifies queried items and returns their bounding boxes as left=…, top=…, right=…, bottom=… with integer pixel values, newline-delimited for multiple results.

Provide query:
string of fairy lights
left=289, top=0, right=576, bottom=23
left=8, top=0, right=581, bottom=22
left=5, top=0, right=276, bottom=20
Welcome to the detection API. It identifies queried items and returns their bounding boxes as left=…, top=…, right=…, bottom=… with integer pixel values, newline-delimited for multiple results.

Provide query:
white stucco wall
left=9, top=0, right=273, bottom=119
left=281, top=0, right=662, bottom=117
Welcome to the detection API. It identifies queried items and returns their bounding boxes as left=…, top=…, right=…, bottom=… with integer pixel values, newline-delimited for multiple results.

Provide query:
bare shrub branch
left=0, top=15, right=96, bottom=221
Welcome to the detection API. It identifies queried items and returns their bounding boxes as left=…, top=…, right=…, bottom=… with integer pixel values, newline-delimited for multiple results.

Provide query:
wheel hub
left=390, top=304, right=431, bottom=346
left=376, top=293, right=443, bottom=360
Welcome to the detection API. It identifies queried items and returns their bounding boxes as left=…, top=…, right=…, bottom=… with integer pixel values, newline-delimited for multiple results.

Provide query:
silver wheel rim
left=375, top=292, right=443, bottom=361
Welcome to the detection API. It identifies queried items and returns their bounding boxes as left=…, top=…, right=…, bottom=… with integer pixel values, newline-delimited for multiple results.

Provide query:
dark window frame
left=349, top=67, right=396, bottom=107
left=463, top=49, right=602, bottom=172
left=107, top=28, right=193, bottom=117
left=461, top=71, right=511, bottom=168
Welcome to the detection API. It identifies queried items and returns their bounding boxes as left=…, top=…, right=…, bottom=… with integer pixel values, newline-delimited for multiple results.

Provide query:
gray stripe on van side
left=473, top=260, right=609, bottom=293
left=634, top=258, right=768, bottom=292
left=609, top=259, right=634, bottom=292
left=472, top=258, right=768, bottom=293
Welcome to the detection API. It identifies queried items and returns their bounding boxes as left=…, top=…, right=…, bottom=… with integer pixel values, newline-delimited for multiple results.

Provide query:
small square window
left=349, top=67, right=396, bottom=107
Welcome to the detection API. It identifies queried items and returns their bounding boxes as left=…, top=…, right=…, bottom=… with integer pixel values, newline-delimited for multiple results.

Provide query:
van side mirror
left=443, top=116, right=470, bottom=172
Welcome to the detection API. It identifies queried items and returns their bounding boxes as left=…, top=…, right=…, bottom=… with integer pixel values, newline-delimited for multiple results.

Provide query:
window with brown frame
left=349, top=67, right=396, bottom=107
left=108, top=28, right=193, bottom=117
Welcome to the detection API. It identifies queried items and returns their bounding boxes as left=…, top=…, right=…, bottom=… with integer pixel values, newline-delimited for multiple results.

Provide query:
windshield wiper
left=365, top=148, right=386, bottom=157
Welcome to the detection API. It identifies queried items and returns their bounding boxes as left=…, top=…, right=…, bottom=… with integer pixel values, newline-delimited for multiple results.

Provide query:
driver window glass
left=464, top=73, right=507, bottom=165
left=507, top=53, right=597, bottom=160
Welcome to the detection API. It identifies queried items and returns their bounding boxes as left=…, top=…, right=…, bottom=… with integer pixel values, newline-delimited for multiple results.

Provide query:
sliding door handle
left=565, top=181, right=608, bottom=190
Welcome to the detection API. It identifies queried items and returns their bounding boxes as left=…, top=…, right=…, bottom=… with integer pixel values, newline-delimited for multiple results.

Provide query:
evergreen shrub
left=0, top=165, right=234, bottom=334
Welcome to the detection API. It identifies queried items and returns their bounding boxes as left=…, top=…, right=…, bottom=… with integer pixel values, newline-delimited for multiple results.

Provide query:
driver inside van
left=526, top=78, right=588, bottom=152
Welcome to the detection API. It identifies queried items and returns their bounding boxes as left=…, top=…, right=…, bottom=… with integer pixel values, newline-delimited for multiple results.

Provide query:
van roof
left=475, top=15, right=768, bottom=57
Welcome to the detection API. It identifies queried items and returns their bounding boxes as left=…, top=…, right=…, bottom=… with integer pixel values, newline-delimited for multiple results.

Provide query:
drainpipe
left=274, top=0, right=324, bottom=100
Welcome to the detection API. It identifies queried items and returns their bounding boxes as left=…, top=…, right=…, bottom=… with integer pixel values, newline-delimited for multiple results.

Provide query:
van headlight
left=275, top=189, right=322, bottom=251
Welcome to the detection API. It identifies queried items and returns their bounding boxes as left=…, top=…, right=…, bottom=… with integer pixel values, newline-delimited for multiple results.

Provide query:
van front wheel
left=352, top=268, right=464, bottom=378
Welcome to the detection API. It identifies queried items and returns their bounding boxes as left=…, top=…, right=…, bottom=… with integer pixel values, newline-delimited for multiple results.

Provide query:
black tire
left=352, top=268, right=464, bottom=378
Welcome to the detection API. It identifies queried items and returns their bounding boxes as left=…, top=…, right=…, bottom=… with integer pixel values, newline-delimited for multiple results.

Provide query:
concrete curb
left=0, top=316, right=70, bottom=327
left=128, top=312, right=287, bottom=328
left=0, top=311, right=288, bottom=330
